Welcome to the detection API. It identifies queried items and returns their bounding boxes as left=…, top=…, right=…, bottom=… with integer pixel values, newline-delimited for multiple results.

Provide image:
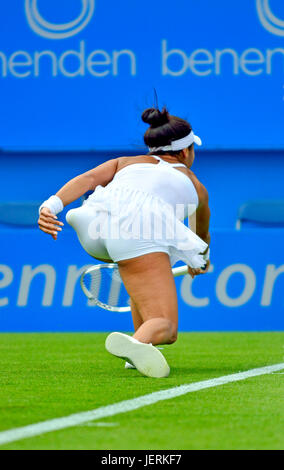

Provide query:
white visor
left=149, top=131, right=202, bottom=153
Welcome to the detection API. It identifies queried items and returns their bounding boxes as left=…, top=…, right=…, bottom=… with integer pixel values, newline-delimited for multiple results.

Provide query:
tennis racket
left=80, top=263, right=189, bottom=312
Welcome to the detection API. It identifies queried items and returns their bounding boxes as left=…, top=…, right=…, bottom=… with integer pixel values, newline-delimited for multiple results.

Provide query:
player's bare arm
left=186, top=171, right=211, bottom=277
left=38, top=159, right=118, bottom=240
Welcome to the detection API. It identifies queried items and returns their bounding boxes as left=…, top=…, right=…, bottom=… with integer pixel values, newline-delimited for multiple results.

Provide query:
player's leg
left=105, top=252, right=176, bottom=377
left=118, top=252, right=178, bottom=345
left=125, top=298, right=144, bottom=368
left=130, top=298, right=144, bottom=331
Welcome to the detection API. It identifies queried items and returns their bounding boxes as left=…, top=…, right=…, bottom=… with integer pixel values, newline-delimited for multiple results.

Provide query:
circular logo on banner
left=256, top=0, right=284, bottom=36
left=25, top=0, right=95, bottom=39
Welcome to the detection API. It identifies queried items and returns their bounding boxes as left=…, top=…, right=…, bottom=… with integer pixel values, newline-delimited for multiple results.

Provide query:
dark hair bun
left=142, top=107, right=170, bottom=128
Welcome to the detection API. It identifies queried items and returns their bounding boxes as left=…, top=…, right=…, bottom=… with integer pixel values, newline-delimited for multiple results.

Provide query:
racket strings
left=82, top=266, right=130, bottom=311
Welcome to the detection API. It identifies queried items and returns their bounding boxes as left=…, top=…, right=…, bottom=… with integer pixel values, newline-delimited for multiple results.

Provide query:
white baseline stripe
left=0, top=362, right=283, bottom=447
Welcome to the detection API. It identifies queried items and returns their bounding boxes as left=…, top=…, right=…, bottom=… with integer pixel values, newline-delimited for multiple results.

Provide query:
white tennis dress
left=66, top=156, right=208, bottom=268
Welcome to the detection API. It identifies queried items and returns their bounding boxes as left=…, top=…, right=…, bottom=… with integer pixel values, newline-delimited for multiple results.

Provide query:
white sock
left=125, top=361, right=136, bottom=369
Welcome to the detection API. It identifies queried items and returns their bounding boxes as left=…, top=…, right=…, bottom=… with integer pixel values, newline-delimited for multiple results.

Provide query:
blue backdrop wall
left=1, top=149, right=284, bottom=229
left=0, top=0, right=284, bottom=150
left=0, top=149, right=284, bottom=332
left=0, top=0, right=284, bottom=331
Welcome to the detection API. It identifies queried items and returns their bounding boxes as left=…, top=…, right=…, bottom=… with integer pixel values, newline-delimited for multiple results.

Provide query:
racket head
left=80, top=263, right=131, bottom=312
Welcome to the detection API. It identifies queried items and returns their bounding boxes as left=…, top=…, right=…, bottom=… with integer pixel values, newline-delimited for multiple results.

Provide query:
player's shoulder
left=186, top=169, right=209, bottom=204
left=118, top=155, right=148, bottom=162
left=116, top=155, right=149, bottom=167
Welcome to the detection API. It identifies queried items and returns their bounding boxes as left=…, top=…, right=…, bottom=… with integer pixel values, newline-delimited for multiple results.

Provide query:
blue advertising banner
left=0, top=228, right=283, bottom=332
left=0, top=0, right=283, bottom=150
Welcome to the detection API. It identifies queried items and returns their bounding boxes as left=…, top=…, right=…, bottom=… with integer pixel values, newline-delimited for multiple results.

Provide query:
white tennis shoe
left=125, top=347, right=164, bottom=369
left=105, top=332, right=170, bottom=378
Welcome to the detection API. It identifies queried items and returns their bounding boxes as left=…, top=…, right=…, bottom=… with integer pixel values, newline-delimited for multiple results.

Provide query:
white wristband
left=39, top=195, right=64, bottom=215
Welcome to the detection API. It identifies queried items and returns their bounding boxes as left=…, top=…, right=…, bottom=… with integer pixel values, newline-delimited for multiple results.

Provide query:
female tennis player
left=38, top=107, right=211, bottom=378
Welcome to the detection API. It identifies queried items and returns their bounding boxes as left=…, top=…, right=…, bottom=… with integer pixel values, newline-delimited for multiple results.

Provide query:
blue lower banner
left=0, top=228, right=283, bottom=331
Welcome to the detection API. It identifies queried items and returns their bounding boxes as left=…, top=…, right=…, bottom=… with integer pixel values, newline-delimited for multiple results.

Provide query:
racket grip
left=172, top=265, right=189, bottom=277
left=172, top=262, right=208, bottom=277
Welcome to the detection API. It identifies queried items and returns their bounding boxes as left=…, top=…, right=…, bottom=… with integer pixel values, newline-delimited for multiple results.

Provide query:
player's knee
left=164, top=319, right=178, bottom=344
left=167, top=329, right=178, bottom=344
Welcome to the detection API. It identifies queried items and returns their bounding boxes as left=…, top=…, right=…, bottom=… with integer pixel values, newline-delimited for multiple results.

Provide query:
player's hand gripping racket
left=80, top=263, right=189, bottom=312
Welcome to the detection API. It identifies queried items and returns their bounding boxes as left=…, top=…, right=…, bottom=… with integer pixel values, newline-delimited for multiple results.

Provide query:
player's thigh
left=118, top=252, right=178, bottom=327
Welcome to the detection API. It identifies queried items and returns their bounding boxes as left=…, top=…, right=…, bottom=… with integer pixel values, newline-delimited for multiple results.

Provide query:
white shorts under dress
left=66, top=157, right=208, bottom=269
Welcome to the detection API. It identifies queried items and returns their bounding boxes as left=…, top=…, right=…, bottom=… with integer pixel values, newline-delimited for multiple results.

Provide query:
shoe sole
left=105, top=332, right=170, bottom=378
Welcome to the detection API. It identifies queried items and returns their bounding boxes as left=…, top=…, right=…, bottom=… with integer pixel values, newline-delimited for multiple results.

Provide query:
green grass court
left=0, top=332, right=283, bottom=450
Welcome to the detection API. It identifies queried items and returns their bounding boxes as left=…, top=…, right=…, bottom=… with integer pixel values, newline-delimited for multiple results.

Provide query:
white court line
left=79, top=422, right=119, bottom=428
left=0, top=362, right=283, bottom=447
